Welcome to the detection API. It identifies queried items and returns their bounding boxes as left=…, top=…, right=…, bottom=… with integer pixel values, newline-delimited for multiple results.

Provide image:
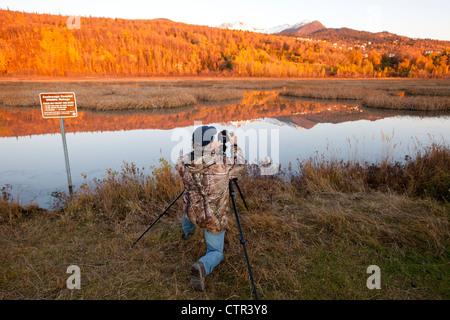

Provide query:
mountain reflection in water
left=0, top=91, right=396, bottom=138
left=1, top=90, right=448, bottom=208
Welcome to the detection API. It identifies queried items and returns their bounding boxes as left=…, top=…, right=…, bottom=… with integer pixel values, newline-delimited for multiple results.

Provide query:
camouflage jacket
left=175, top=146, right=246, bottom=234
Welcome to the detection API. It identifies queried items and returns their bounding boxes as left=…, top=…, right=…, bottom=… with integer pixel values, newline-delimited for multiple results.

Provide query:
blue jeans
left=182, top=215, right=225, bottom=276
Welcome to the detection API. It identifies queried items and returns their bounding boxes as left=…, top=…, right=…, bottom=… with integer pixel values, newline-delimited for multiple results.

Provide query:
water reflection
left=0, top=90, right=448, bottom=208
left=1, top=91, right=400, bottom=137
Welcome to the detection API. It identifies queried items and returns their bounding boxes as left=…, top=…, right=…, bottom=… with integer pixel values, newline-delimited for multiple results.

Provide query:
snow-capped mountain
left=218, top=20, right=320, bottom=34
left=263, top=24, right=293, bottom=34
left=218, top=21, right=259, bottom=33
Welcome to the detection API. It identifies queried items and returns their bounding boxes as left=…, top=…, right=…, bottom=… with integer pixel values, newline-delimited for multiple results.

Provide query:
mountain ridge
left=218, top=19, right=450, bottom=44
left=218, top=20, right=319, bottom=35
left=217, top=19, right=411, bottom=41
left=280, top=20, right=326, bottom=35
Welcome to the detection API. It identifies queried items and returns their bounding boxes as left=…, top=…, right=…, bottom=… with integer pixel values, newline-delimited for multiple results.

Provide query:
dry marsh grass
left=1, top=145, right=449, bottom=300
left=181, top=88, right=243, bottom=101
left=405, top=87, right=450, bottom=97
left=281, top=79, right=450, bottom=111
left=213, top=80, right=287, bottom=90
left=84, top=87, right=198, bottom=110
left=164, top=79, right=287, bottom=90
left=1, top=79, right=449, bottom=111
left=294, top=142, right=450, bottom=202
left=0, top=82, right=243, bottom=110
left=281, top=86, right=378, bottom=100
left=362, top=94, right=450, bottom=111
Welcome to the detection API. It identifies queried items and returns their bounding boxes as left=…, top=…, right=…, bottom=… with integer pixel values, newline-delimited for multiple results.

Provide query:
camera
left=218, top=130, right=228, bottom=143
left=218, top=130, right=234, bottom=155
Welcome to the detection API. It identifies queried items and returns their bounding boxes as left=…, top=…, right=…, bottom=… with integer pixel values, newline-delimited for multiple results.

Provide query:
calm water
left=1, top=90, right=448, bottom=208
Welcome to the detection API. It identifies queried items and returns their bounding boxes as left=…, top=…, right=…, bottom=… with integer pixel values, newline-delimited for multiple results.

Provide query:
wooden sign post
left=40, top=92, right=78, bottom=196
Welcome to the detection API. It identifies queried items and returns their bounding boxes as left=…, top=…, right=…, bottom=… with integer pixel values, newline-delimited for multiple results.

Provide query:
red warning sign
left=40, top=92, right=78, bottom=119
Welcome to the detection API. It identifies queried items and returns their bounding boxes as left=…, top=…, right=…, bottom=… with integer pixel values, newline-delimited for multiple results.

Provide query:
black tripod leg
left=229, top=180, right=258, bottom=300
left=232, top=178, right=249, bottom=211
left=130, top=188, right=185, bottom=249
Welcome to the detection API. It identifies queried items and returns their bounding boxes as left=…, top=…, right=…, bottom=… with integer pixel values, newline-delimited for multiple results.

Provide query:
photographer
left=175, top=125, right=246, bottom=291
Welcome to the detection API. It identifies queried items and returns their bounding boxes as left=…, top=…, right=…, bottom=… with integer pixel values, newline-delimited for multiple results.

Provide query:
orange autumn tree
left=0, top=9, right=449, bottom=78
left=37, top=27, right=82, bottom=75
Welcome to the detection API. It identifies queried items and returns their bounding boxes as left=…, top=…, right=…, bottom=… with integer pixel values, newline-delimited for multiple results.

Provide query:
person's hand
left=209, top=141, right=222, bottom=152
left=227, top=132, right=237, bottom=145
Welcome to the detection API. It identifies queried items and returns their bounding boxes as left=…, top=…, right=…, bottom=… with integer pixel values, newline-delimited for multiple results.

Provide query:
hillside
left=0, top=9, right=449, bottom=78
left=280, top=20, right=326, bottom=35
left=312, top=28, right=405, bottom=42
left=218, top=20, right=325, bottom=35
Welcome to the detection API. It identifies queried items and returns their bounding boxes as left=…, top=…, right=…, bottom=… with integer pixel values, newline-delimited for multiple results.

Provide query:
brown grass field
left=0, top=144, right=449, bottom=300
left=281, top=79, right=450, bottom=111
left=0, top=81, right=243, bottom=110
left=0, top=77, right=449, bottom=300
left=0, top=78, right=449, bottom=111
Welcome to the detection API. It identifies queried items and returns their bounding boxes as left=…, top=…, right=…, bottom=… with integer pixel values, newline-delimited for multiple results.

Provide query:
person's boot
left=190, top=261, right=206, bottom=291
left=183, top=231, right=193, bottom=240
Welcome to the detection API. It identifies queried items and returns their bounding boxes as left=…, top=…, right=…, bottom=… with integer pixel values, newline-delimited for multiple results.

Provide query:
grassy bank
left=280, top=79, right=450, bottom=111
left=1, top=145, right=449, bottom=300
left=363, top=94, right=450, bottom=111
left=0, top=81, right=243, bottom=110
left=1, top=79, right=449, bottom=111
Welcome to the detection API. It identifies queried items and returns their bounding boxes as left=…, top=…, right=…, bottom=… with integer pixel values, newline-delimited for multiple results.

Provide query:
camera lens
left=219, top=130, right=228, bottom=142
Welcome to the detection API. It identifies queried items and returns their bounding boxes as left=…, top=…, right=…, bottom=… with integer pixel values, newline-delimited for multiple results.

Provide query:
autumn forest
left=1, top=9, right=450, bottom=78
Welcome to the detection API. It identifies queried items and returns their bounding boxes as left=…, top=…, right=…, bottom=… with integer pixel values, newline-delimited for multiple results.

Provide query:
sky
left=1, top=0, right=450, bottom=41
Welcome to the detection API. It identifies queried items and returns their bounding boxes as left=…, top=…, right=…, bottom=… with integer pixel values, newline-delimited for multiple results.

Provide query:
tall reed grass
left=2, top=79, right=449, bottom=111
left=0, top=82, right=243, bottom=110
left=281, top=83, right=450, bottom=111
left=362, top=93, right=450, bottom=111
left=281, top=85, right=377, bottom=100
left=1, top=145, right=448, bottom=300
left=291, top=143, right=449, bottom=201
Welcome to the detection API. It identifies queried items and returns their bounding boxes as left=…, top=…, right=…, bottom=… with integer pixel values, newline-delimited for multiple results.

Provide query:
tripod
left=220, top=130, right=257, bottom=299
left=130, top=188, right=185, bottom=249
left=131, top=130, right=257, bottom=299
left=231, top=177, right=249, bottom=211
left=130, top=178, right=258, bottom=300
left=229, top=178, right=258, bottom=300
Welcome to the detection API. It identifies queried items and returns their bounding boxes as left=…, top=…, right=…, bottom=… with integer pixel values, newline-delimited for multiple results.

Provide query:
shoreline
left=1, top=145, right=448, bottom=299
left=1, top=76, right=448, bottom=83
left=1, top=78, right=449, bottom=111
